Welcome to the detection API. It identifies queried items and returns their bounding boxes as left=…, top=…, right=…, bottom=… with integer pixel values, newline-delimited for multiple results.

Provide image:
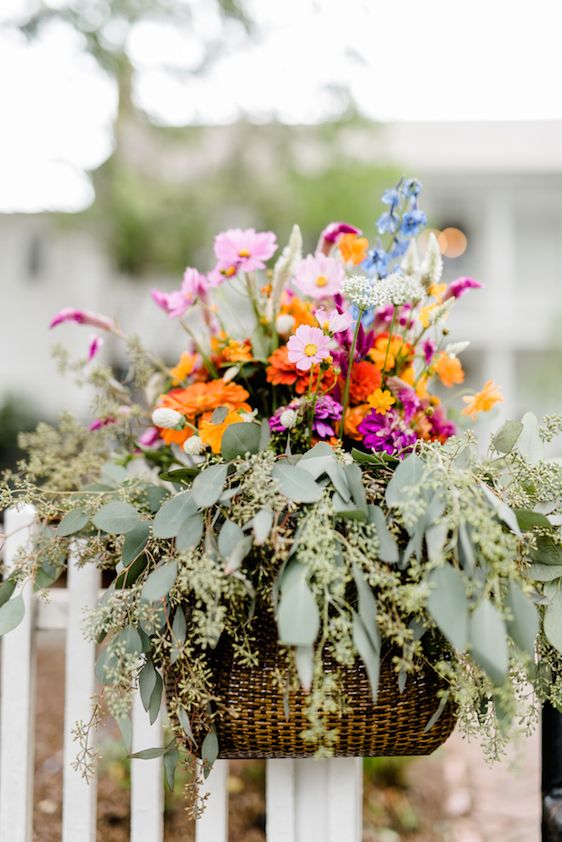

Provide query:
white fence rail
left=0, top=507, right=363, bottom=841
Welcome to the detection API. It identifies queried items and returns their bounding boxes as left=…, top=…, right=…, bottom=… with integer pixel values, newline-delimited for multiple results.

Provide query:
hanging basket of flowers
left=2, top=177, right=562, bottom=799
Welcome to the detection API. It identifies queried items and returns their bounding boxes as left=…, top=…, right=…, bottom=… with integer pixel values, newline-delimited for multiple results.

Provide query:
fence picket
left=0, top=505, right=37, bottom=842
left=266, top=759, right=296, bottom=842
left=196, top=759, right=229, bottom=842
left=131, top=690, right=164, bottom=842
left=62, top=544, right=101, bottom=842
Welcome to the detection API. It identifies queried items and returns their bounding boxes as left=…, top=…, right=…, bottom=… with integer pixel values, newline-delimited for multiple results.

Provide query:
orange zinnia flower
left=435, top=353, right=465, bottom=388
left=344, top=404, right=371, bottom=440
left=279, top=293, right=316, bottom=329
left=462, top=380, right=503, bottom=419
left=266, top=345, right=336, bottom=395
left=157, top=380, right=251, bottom=444
left=199, top=410, right=247, bottom=453
left=369, top=333, right=414, bottom=374
left=347, top=361, right=382, bottom=404
left=338, top=233, right=369, bottom=265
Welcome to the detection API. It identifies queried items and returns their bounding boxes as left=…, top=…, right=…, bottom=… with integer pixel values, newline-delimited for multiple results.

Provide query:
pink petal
left=50, top=308, right=114, bottom=331
left=88, top=335, right=103, bottom=361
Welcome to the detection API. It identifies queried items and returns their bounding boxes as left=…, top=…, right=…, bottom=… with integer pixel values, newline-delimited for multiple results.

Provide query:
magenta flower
left=49, top=308, right=114, bottom=331
left=293, top=254, right=345, bottom=300
left=314, top=307, right=352, bottom=335
left=422, top=338, right=436, bottom=365
left=138, top=426, right=162, bottom=448
left=89, top=416, right=116, bottom=431
left=358, top=409, right=417, bottom=457
left=313, top=395, right=343, bottom=438
left=397, top=387, right=421, bottom=422
left=287, top=325, right=332, bottom=371
left=151, top=267, right=209, bottom=319
left=429, top=405, right=456, bottom=441
left=88, top=335, right=103, bottom=361
left=442, top=276, right=483, bottom=301
left=319, top=221, right=361, bottom=251
left=213, top=228, right=277, bottom=277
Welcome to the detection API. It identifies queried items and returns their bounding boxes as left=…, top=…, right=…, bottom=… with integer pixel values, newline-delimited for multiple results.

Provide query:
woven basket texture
left=167, top=615, right=456, bottom=759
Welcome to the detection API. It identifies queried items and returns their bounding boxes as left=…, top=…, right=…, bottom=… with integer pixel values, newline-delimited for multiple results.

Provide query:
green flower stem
left=179, top=320, right=218, bottom=378
left=307, top=367, right=323, bottom=445
left=381, top=307, right=397, bottom=382
left=339, top=307, right=364, bottom=437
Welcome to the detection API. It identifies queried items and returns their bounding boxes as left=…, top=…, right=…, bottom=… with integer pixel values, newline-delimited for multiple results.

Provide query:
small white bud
left=280, top=409, right=298, bottom=429
left=276, top=314, right=295, bottom=335
left=240, top=410, right=258, bottom=423
left=183, top=435, right=206, bottom=455
left=444, top=340, right=470, bottom=357
left=222, top=366, right=239, bottom=383
left=152, top=407, right=184, bottom=429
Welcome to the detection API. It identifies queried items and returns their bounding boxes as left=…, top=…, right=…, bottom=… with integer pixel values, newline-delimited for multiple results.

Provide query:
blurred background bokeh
left=0, top=2, right=560, bottom=839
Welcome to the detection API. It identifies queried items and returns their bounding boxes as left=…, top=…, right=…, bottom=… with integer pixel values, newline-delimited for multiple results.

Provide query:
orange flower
left=344, top=404, right=371, bottom=440
left=415, top=374, right=429, bottom=399
left=367, top=388, right=395, bottom=415
left=266, top=345, right=336, bottom=394
left=338, top=233, right=369, bottom=265
left=211, top=332, right=253, bottom=365
left=169, top=352, right=197, bottom=385
left=199, top=410, right=247, bottom=453
left=279, top=293, right=316, bottom=329
left=369, top=334, right=414, bottom=374
left=347, top=361, right=382, bottom=404
left=159, top=381, right=250, bottom=422
left=435, top=353, right=465, bottom=388
left=462, top=380, right=503, bottom=419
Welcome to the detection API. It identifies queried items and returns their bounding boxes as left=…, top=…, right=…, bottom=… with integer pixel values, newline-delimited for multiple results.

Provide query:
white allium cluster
left=279, top=408, right=298, bottom=429
left=379, top=273, right=424, bottom=306
left=183, top=435, right=206, bottom=455
left=342, top=274, right=377, bottom=309
left=420, top=232, right=443, bottom=287
left=445, top=340, right=470, bottom=357
left=152, top=407, right=184, bottom=429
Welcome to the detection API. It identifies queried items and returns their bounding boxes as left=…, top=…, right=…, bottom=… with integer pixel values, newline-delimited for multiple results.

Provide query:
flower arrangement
left=2, top=178, right=562, bottom=807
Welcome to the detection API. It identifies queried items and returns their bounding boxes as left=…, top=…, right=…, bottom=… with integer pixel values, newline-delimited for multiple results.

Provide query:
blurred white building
left=1, top=120, right=561, bottom=428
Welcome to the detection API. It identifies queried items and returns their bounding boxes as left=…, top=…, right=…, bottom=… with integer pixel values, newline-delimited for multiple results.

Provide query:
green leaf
left=531, top=535, right=562, bottom=565
left=176, top=513, right=204, bottom=552
left=170, top=609, right=187, bottom=665
left=163, top=749, right=179, bottom=791
left=139, top=601, right=169, bottom=636
left=130, top=746, right=169, bottom=760
left=117, top=715, right=132, bottom=753
left=116, top=625, right=143, bottom=655
left=527, top=563, right=562, bottom=581
left=211, top=405, right=229, bottom=424
left=424, top=693, right=450, bottom=732
left=192, top=464, right=228, bottom=508
left=272, top=463, right=323, bottom=503
left=141, top=560, right=177, bottom=603
left=221, top=422, right=261, bottom=460
left=492, top=420, right=523, bottom=454
left=480, top=484, right=521, bottom=536
left=426, top=522, right=447, bottom=564
left=201, top=730, right=219, bottom=777
left=506, top=581, right=539, bottom=655
left=295, top=645, right=314, bottom=691
left=253, top=508, right=273, bottom=545
left=101, top=462, right=129, bottom=485
left=427, top=566, right=468, bottom=651
left=470, top=599, right=509, bottom=685
left=56, top=509, right=90, bottom=536
left=259, top=417, right=271, bottom=451
left=277, top=562, right=320, bottom=646
left=344, top=463, right=368, bottom=513
left=385, top=453, right=425, bottom=507
left=93, top=502, right=141, bottom=535
left=351, top=448, right=398, bottom=467
left=149, top=671, right=163, bottom=725
left=333, top=493, right=367, bottom=521
left=457, top=521, right=475, bottom=572
left=0, top=594, right=24, bottom=635
left=352, top=611, right=380, bottom=700
left=139, top=660, right=158, bottom=712
left=325, top=462, right=351, bottom=501
left=517, top=411, right=543, bottom=465
left=159, top=468, right=200, bottom=483
left=153, top=492, right=197, bottom=539
left=0, top=578, right=16, bottom=609
left=115, top=553, right=148, bottom=589
left=515, top=509, right=554, bottom=532
left=145, top=484, right=170, bottom=512
left=177, top=708, right=194, bottom=741
left=352, top=563, right=380, bottom=654
left=544, top=589, right=562, bottom=654
left=368, top=505, right=399, bottom=563
left=122, top=523, right=150, bottom=566
left=218, top=519, right=245, bottom=558
left=298, top=442, right=336, bottom=479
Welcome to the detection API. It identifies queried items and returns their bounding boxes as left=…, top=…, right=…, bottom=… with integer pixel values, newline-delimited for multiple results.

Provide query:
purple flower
left=422, top=338, right=436, bottom=365
left=397, top=388, right=421, bottom=423
left=313, top=395, right=343, bottom=439
left=269, top=400, right=301, bottom=432
left=429, top=406, right=456, bottom=441
left=358, top=409, right=417, bottom=457
left=88, top=335, right=103, bottom=361
left=442, top=276, right=483, bottom=301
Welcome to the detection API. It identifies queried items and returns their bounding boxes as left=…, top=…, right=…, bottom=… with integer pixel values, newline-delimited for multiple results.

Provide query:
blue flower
left=400, top=209, right=427, bottom=238
left=389, top=238, right=409, bottom=259
left=377, top=211, right=399, bottom=235
left=401, top=178, right=422, bottom=198
left=381, top=188, right=401, bottom=207
left=363, top=247, right=389, bottom=276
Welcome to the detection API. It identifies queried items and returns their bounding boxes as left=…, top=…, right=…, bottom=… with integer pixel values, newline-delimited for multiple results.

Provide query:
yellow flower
left=367, top=388, right=395, bottom=415
left=435, top=353, right=465, bottom=388
left=198, top=410, right=246, bottom=454
left=415, top=375, right=429, bottom=399
left=418, top=303, right=437, bottom=329
left=429, top=282, right=447, bottom=300
left=462, top=380, right=503, bottom=419
left=169, top=352, right=197, bottom=385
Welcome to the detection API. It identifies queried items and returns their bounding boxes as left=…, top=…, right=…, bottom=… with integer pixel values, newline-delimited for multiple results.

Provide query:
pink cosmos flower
left=213, top=228, right=277, bottom=277
left=442, top=276, right=483, bottom=301
left=287, top=325, right=332, bottom=371
left=49, top=308, right=114, bottom=331
left=292, top=254, right=345, bottom=300
left=88, top=335, right=103, bottom=361
left=318, top=222, right=361, bottom=255
left=138, top=426, right=162, bottom=448
left=151, top=267, right=209, bottom=319
left=314, top=308, right=352, bottom=334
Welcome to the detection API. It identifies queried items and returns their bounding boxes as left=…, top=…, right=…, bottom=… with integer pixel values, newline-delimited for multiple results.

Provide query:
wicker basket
left=167, top=614, right=456, bottom=759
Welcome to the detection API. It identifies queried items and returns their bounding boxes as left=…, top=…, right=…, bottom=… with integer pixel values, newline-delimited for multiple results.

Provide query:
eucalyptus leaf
left=325, top=462, right=351, bottom=501
left=506, top=581, right=539, bottom=655
left=352, top=611, right=380, bottom=701
left=93, top=502, right=141, bottom=535
left=298, top=442, right=336, bottom=479
left=176, top=513, right=204, bottom=552
left=277, top=562, right=319, bottom=646
left=101, top=462, right=129, bottom=485
left=221, top=422, right=261, bottom=460
left=122, top=522, right=150, bottom=566
left=531, top=535, right=562, bottom=565
left=344, top=463, right=368, bottom=513
left=139, top=601, right=168, bottom=635
left=0, top=594, right=24, bottom=636
left=470, top=599, right=509, bottom=686
left=115, top=553, right=148, bottom=589
left=457, top=521, right=475, bottom=572
left=158, top=468, right=200, bottom=483
left=368, top=505, right=399, bottom=563
left=170, top=608, right=187, bottom=664
left=139, top=660, right=158, bottom=711
left=424, top=692, right=450, bottom=732
left=163, top=749, right=179, bottom=791
left=56, top=509, right=90, bottom=536
left=0, top=578, right=16, bottom=609
left=527, top=563, right=562, bottom=581
left=492, top=420, right=523, bottom=454
left=201, top=730, right=219, bottom=776
left=192, top=464, right=228, bottom=508
left=117, top=715, right=132, bottom=753
left=426, top=522, right=447, bottom=563
left=352, top=563, right=380, bottom=654
left=141, top=560, right=177, bottom=603
left=153, top=491, right=197, bottom=539
left=427, top=566, right=468, bottom=651
left=116, top=625, right=143, bottom=655
left=259, top=417, right=271, bottom=451
left=253, top=507, right=273, bottom=545
left=130, top=746, right=169, bottom=760
left=517, top=411, right=543, bottom=465
left=295, top=645, right=314, bottom=691
left=145, top=484, right=170, bottom=512
left=272, top=463, right=323, bottom=504
left=544, top=590, right=562, bottom=654
left=480, top=484, right=521, bottom=536
left=218, top=520, right=245, bottom=558
left=177, top=707, right=194, bottom=741
left=148, top=671, right=163, bottom=724
left=514, top=509, right=554, bottom=532
left=333, top=493, right=367, bottom=521
left=385, top=453, right=425, bottom=507
left=211, top=405, right=229, bottom=424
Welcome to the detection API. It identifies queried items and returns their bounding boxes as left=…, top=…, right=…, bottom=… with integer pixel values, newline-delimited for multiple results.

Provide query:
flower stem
left=179, top=320, right=218, bottom=378
left=382, top=307, right=397, bottom=382
left=339, top=307, right=364, bottom=437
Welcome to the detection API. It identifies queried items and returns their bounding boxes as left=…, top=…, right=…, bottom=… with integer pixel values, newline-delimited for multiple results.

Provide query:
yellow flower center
left=221, top=265, right=237, bottom=277
left=238, top=248, right=251, bottom=258
left=304, top=343, right=318, bottom=357
left=315, top=275, right=328, bottom=287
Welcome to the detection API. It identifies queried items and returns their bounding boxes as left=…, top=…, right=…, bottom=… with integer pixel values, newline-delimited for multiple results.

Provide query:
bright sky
left=2, top=0, right=562, bottom=211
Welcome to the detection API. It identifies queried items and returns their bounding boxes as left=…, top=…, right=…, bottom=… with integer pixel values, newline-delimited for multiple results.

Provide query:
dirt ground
left=31, top=632, right=540, bottom=842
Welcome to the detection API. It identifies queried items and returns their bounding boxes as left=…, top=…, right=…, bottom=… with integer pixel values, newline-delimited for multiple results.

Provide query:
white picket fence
left=0, top=506, right=363, bottom=842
